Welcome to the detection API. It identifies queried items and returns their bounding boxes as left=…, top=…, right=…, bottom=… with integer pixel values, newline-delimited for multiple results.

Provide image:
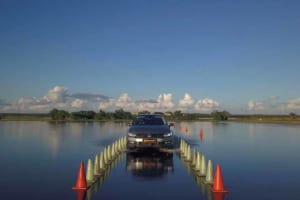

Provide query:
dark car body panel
left=129, top=125, right=171, bottom=135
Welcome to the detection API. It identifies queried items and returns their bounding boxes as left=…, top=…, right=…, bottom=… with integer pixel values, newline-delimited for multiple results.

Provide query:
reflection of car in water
left=126, top=151, right=174, bottom=179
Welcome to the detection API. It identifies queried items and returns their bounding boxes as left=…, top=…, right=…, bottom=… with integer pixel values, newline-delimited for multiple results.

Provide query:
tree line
left=48, top=108, right=231, bottom=121
left=49, top=108, right=133, bottom=121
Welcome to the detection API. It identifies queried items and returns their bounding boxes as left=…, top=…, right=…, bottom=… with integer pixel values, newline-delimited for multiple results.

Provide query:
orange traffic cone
left=200, top=129, right=203, bottom=137
left=200, top=134, right=203, bottom=141
left=74, top=189, right=87, bottom=200
left=211, top=164, right=228, bottom=193
left=72, top=162, right=88, bottom=190
left=212, top=192, right=226, bottom=200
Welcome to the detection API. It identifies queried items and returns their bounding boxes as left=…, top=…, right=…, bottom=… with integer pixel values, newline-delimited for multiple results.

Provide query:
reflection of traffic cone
left=191, top=149, right=197, bottom=166
left=94, top=155, right=101, bottom=176
left=179, top=139, right=181, bottom=151
left=205, top=160, right=214, bottom=184
left=74, top=189, right=86, bottom=200
left=206, top=185, right=213, bottom=200
left=200, top=129, right=203, bottom=141
left=107, top=145, right=111, bottom=161
left=87, top=187, right=93, bottom=200
left=72, top=162, right=88, bottom=190
left=195, top=151, right=201, bottom=171
left=186, top=145, right=191, bottom=162
left=103, top=147, right=108, bottom=164
left=212, top=192, right=226, bottom=200
left=122, top=136, right=126, bottom=150
left=111, top=143, right=116, bottom=159
left=99, top=152, right=105, bottom=172
left=211, top=164, right=228, bottom=193
left=117, top=140, right=120, bottom=154
left=199, top=155, right=207, bottom=176
left=182, top=142, right=186, bottom=157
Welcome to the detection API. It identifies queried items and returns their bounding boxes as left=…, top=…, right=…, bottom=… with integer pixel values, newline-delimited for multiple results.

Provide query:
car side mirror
left=168, top=123, right=175, bottom=127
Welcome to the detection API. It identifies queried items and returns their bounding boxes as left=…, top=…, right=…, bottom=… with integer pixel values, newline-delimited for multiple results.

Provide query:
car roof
left=136, top=114, right=163, bottom=118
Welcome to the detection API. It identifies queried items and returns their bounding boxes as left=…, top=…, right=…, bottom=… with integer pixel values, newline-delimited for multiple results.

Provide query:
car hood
left=129, top=125, right=171, bottom=134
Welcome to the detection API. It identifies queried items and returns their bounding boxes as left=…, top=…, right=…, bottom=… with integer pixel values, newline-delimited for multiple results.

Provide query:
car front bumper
left=127, top=136, right=173, bottom=149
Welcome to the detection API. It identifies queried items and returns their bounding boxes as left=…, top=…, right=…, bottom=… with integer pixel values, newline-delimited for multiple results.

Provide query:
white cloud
left=98, top=93, right=175, bottom=112
left=43, top=86, right=68, bottom=103
left=71, top=99, right=85, bottom=108
left=248, top=100, right=265, bottom=111
left=115, top=93, right=135, bottom=109
left=156, top=93, right=175, bottom=110
left=247, top=97, right=300, bottom=114
left=194, top=98, right=219, bottom=112
left=287, top=97, right=300, bottom=110
left=7, top=85, right=300, bottom=115
left=98, top=100, right=114, bottom=110
left=179, top=93, right=195, bottom=108
left=0, top=86, right=109, bottom=113
left=98, top=93, right=135, bottom=111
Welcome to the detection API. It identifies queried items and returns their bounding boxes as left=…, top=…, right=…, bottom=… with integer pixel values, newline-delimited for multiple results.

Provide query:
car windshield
left=132, top=116, right=165, bottom=125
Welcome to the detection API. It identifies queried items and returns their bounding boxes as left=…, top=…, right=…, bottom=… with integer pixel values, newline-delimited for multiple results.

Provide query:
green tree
left=49, top=109, right=69, bottom=120
left=113, top=109, right=132, bottom=120
left=96, top=109, right=107, bottom=120
left=71, top=111, right=96, bottom=120
left=211, top=110, right=230, bottom=121
left=173, top=110, right=183, bottom=120
left=289, top=112, right=297, bottom=119
left=138, top=110, right=151, bottom=115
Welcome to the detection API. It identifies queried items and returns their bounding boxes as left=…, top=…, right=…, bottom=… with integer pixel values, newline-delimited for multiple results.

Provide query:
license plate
left=143, top=139, right=156, bottom=143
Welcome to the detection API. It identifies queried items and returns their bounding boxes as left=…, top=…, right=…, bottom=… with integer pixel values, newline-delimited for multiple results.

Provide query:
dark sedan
left=127, top=114, right=174, bottom=150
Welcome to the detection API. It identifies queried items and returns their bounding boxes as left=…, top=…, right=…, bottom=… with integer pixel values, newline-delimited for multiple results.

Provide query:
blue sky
left=0, top=0, right=300, bottom=113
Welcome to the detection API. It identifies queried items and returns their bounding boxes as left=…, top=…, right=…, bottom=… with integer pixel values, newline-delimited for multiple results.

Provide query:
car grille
left=136, top=133, right=164, bottom=138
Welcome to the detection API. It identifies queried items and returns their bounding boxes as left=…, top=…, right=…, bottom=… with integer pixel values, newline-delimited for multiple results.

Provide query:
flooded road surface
left=0, top=121, right=300, bottom=200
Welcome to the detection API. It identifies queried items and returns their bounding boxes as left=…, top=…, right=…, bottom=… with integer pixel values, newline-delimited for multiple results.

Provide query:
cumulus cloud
left=179, top=93, right=195, bottom=108
left=98, top=99, right=114, bottom=110
left=99, top=93, right=134, bottom=111
left=156, top=93, right=175, bottom=110
left=70, top=93, right=109, bottom=101
left=247, top=97, right=300, bottom=114
left=115, top=93, right=134, bottom=108
left=194, top=98, right=219, bottom=112
left=1, top=97, right=52, bottom=112
left=286, top=97, right=300, bottom=110
left=43, top=86, right=68, bottom=103
left=11, top=85, right=300, bottom=114
left=98, top=93, right=174, bottom=112
left=0, top=86, right=110, bottom=113
left=71, top=99, right=86, bottom=108
left=136, top=99, right=157, bottom=104
left=248, top=100, right=265, bottom=111
left=1, top=85, right=223, bottom=113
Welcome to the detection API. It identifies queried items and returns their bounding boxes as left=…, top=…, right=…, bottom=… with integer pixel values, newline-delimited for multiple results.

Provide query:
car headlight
left=163, top=132, right=173, bottom=137
left=127, top=132, right=136, bottom=137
